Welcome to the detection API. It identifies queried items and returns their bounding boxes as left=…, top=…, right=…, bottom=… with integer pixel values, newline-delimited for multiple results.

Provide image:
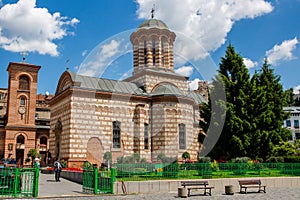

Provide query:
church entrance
left=16, top=149, right=24, bottom=165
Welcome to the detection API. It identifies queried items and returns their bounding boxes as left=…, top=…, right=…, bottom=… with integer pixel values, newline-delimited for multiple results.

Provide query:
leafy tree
left=27, top=148, right=40, bottom=167
left=273, top=141, right=296, bottom=157
left=103, top=151, right=112, bottom=167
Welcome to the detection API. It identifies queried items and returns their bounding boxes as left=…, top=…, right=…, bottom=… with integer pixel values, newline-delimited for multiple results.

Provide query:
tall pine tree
left=203, top=46, right=291, bottom=160
left=207, top=44, right=251, bottom=160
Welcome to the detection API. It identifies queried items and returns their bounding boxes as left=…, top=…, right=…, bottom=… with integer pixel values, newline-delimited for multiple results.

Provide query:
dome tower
left=130, top=17, right=176, bottom=74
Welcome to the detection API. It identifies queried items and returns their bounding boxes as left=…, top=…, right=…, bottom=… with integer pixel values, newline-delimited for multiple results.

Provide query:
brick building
left=50, top=18, right=208, bottom=167
left=0, top=62, right=52, bottom=166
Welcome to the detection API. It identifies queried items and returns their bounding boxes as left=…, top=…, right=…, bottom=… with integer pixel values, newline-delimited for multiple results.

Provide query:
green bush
left=266, top=156, right=284, bottom=163
left=284, top=156, right=300, bottom=163
left=198, top=156, right=211, bottom=163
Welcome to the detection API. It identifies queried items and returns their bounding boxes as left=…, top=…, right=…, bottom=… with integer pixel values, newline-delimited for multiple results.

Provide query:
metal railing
left=82, top=161, right=116, bottom=194
left=0, top=165, right=39, bottom=198
left=114, top=162, right=300, bottom=181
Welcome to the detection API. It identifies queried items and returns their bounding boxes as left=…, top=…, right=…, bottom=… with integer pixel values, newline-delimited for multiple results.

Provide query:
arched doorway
left=86, top=137, right=103, bottom=166
left=16, top=134, right=25, bottom=165
left=54, top=120, right=62, bottom=160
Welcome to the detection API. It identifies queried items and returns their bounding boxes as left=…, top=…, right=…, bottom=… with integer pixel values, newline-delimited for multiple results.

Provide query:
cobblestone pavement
left=35, top=187, right=300, bottom=200
left=13, top=174, right=299, bottom=200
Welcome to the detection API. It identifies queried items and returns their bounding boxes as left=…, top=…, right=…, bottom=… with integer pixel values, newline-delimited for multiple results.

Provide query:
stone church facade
left=50, top=18, right=207, bottom=167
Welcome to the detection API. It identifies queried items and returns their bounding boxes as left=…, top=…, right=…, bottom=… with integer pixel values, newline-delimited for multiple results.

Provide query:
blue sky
left=0, top=0, right=299, bottom=94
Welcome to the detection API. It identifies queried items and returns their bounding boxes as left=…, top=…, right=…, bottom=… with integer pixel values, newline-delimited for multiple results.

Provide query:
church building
left=50, top=17, right=208, bottom=167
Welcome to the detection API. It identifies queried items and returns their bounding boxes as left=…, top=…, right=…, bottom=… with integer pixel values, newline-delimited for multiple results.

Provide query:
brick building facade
left=0, top=62, right=51, bottom=166
left=50, top=18, right=208, bottom=168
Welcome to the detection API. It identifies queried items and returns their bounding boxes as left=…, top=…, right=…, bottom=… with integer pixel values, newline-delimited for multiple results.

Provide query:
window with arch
left=113, top=121, right=121, bottom=148
left=161, top=40, right=165, bottom=65
left=143, top=40, right=147, bottom=64
left=152, top=39, right=156, bottom=64
left=19, top=75, right=30, bottom=90
left=17, top=135, right=25, bottom=144
left=144, top=123, right=149, bottom=149
left=40, top=136, right=47, bottom=146
left=179, top=123, right=186, bottom=149
left=20, top=96, right=26, bottom=106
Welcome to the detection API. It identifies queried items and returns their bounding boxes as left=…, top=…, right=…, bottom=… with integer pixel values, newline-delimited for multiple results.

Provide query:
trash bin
left=225, top=185, right=234, bottom=195
left=178, top=187, right=188, bottom=198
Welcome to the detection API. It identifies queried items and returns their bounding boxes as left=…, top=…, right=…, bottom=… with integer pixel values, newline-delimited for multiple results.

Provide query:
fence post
left=110, top=168, right=116, bottom=194
left=13, top=167, right=20, bottom=197
left=93, top=166, right=98, bottom=195
left=33, top=163, right=39, bottom=197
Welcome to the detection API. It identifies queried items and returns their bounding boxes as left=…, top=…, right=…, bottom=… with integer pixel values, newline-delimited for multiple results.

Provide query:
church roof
left=151, top=83, right=184, bottom=96
left=187, top=91, right=207, bottom=104
left=138, top=19, right=169, bottom=30
left=56, top=70, right=207, bottom=105
left=67, top=70, right=146, bottom=95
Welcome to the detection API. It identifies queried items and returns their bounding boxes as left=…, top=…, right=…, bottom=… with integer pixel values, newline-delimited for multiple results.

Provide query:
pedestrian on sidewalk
left=54, top=159, right=62, bottom=182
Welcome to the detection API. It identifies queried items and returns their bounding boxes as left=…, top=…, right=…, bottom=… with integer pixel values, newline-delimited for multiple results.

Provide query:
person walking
left=54, top=159, right=62, bottom=182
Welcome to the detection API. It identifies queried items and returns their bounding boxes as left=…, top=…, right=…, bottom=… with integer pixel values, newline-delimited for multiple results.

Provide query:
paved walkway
left=27, top=173, right=300, bottom=200
left=38, top=173, right=91, bottom=198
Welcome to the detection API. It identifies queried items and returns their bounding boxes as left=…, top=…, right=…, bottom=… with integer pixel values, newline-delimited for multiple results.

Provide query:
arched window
left=20, top=96, right=26, bottom=106
left=179, top=123, right=186, bottom=149
left=40, top=136, right=47, bottom=146
left=152, top=39, right=156, bottom=64
left=161, top=40, right=165, bottom=65
left=19, top=75, right=30, bottom=90
left=144, top=40, right=147, bottom=64
left=17, top=135, right=25, bottom=144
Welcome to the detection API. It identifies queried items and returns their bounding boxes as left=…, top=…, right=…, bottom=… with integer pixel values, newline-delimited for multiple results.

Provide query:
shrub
left=266, top=156, right=284, bottom=163
left=182, top=152, right=190, bottom=160
left=284, top=156, right=300, bottom=163
left=198, top=156, right=211, bottom=163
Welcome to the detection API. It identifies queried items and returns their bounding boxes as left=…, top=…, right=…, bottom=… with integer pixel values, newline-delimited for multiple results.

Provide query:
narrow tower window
left=179, top=123, right=186, bottom=149
left=20, top=96, right=26, bottom=106
left=152, top=39, right=156, bottom=64
left=113, top=121, right=121, bottom=148
left=144, top=40, right=147, bottom=65
left=144, top=123, right=149, bottom=149
left=161, top=40, right=165, bottom=65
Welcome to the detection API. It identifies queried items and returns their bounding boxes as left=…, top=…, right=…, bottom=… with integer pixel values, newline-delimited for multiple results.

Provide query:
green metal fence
left=82, top=161, right=116, bottom=194
left=114, top=162, right=300, bottom=181
left=0, top=166, right=39, bottom=198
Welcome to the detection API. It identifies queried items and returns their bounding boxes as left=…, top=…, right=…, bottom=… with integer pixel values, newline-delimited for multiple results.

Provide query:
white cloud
left=81, top=50, right=88, bottom=57
left=0, top=0, right=79, bottom=56
left=293, top=85, right=300, bottom=94
left=136, top=0, right=273, bottom=61
left=266, top=38, right=298, bottom=66
left=189, top=78, right=201, bottom=90
left=243, top=57, right=258, bottom=69
left=78, top=39, right=124, bottom=77
left=175, top=66, right=193, bottom=77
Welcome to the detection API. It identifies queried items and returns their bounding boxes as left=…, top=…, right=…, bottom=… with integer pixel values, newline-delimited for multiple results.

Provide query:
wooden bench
left=181, top=181, right=214, bottom=196
left=238, top=179, right=266, bottom=194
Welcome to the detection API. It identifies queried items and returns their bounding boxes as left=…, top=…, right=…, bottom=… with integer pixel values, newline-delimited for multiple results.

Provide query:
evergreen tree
left=207, top=44, right=251, bottom=160
left=202, top=46, right=291, bottom=161
left=249, top=59, right=291, bottom=159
